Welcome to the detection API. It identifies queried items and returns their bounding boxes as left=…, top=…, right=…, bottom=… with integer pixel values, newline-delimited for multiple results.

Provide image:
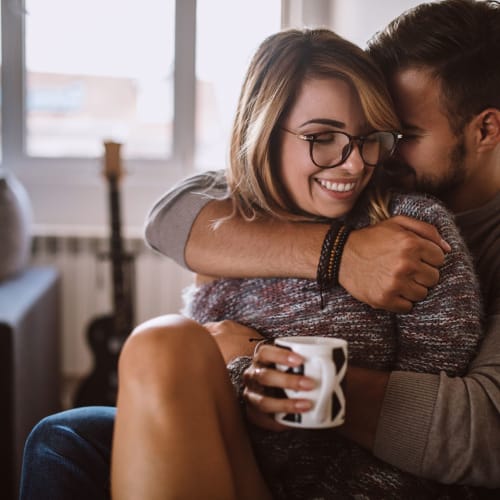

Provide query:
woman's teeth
left=317, top=179, right=356, bottom=192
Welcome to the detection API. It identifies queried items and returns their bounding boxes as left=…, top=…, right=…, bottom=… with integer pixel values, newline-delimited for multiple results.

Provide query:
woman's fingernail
left=295, top=400, right=313, bottom=410
left=288, top=353, right=303, bottom=364
left=299, top=378, right=316, bottom=390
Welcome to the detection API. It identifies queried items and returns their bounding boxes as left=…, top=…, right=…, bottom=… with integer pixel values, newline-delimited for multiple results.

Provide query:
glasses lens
left=361, top=132, right=396, bottom=166
left=310, top=132, right=349, bottom=168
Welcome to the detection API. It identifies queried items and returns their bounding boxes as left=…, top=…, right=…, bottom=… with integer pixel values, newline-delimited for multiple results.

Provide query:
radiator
left=30, top=235, right=194, bottom=378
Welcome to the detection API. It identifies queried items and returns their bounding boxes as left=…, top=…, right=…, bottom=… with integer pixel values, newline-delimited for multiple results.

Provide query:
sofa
left=0, top=266, right=61, bottom=499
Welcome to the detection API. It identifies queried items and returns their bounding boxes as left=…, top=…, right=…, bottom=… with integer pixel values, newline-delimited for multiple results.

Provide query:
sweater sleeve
left=375, top=314, right=500, bottom=487
left=373, top=195, right=500, bottom=487
left=144, top=169, right=228, bottom=268
left=392, top=195, right=483, bottom=376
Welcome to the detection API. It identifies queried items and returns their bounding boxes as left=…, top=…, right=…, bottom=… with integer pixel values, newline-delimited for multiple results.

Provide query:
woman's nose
left=340, top=143, right=365, bottom=174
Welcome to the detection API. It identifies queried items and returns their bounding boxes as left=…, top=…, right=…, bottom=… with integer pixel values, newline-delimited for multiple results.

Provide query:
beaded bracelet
left=316, top=221, right=351, bottom=308
left=331, top=225, right=351, bottom=286
left=316, top=221, right=342, bottom=284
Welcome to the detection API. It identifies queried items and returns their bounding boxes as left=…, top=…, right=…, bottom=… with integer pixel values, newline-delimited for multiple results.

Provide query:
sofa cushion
left=0, top=171, right=32, bottom=282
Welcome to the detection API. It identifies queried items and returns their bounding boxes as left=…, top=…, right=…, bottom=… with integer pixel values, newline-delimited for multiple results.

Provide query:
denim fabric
left=19, top=406, right=115, bottom=500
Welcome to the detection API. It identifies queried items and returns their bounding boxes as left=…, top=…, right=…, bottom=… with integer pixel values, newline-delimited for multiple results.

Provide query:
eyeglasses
left=281, top=128, right=403, bottom=169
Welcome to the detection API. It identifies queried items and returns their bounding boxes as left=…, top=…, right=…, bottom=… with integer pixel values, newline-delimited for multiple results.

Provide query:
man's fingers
left=413, top=262, right=440, bottom=288
left=378, top=273, right=434, bottom=312
left=381, top=296, right=413, bottom=314
left=392, top=215, right=451, bottom=253
left=419, top=241, right=447, bottom=268
left=400, top=282, right=429, bottom=303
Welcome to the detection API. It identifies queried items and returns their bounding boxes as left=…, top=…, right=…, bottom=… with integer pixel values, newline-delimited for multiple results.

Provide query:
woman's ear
left=473, top=108, right=500, bottom=152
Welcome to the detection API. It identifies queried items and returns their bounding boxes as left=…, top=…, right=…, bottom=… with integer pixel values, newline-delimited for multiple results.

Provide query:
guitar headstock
left=103, top=141, right=123, bottom=182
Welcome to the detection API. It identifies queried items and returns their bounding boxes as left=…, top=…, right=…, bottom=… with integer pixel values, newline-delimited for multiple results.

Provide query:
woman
left=112, top=29, right=482, bottom=499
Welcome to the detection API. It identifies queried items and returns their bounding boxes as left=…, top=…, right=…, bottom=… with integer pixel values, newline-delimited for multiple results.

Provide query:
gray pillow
left=0, top=170, right=32, bottom=281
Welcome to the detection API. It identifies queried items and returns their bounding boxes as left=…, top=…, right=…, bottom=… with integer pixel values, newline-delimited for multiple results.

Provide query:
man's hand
left=204, top=320, right=262, bottom=364
left=339, top=216, right=451, bottom=313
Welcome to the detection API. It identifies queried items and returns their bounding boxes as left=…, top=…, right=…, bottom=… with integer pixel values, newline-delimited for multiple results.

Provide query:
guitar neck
left=104, top=142, right=134, bottom=336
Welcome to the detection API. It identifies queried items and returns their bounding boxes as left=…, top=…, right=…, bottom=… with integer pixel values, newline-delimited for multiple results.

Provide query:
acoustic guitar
left=73, top=142, right=135, bottom=407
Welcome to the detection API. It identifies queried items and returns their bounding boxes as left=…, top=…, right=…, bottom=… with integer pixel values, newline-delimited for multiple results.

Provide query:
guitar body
left=73, top=142, right=134, bottom=408
left=73, top=315, right=123, bottom=407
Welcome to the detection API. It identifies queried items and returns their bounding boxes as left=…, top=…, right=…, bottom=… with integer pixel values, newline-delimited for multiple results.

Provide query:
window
left=0, top=0, right=282, bottom=231
left=3, top=0, right=281, bottom=168
left=25, top=0, right=175, bottom=159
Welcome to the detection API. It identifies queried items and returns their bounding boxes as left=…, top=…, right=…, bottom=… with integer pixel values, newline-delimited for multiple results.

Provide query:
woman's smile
left=314, top=177, right=357, bottom=194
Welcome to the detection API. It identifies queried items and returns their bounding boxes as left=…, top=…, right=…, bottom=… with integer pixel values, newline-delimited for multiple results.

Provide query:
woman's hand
left=243, top=343, right=316, bottom=431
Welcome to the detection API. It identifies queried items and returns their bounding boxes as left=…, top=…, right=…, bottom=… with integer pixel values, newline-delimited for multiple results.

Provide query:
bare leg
left=111, top=314, right=271, bottom=500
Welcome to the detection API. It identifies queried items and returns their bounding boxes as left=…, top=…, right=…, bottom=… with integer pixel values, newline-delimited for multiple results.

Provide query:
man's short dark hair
left=368, top=0, right=500, bottom=133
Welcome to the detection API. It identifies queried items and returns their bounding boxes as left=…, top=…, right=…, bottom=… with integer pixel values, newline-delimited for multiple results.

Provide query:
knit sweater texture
left=182, top=192, right=483, bottom=499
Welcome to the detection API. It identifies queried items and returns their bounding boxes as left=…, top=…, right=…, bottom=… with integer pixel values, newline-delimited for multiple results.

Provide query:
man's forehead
left=389, top=67, right=446, bottom=128
left=390, top=67, right=438, bottom=103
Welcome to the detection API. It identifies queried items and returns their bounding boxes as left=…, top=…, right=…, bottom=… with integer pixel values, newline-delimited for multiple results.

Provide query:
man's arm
left=373, top=313, right=500, bottom=487
left=145, top=170, right=325, bottom=278
left=145, top=171, right=447, bottom=313
left=145, top=170, right=229, bottom=268
left=186, top=198, right=326, bottom=280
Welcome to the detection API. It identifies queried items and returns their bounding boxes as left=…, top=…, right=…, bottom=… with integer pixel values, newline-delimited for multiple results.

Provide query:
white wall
left=284, top=0, right=429, bottom=48
left=329, top=0, right=427, bottom=48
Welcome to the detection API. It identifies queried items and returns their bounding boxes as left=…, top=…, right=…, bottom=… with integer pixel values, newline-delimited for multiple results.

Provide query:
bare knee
left=118, top=314, right=222, bottom=394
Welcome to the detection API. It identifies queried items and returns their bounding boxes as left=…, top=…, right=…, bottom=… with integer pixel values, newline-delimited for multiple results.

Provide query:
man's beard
left=415, top=137, right=467, bottom=202
left=382, top=137, right=467, bottom=202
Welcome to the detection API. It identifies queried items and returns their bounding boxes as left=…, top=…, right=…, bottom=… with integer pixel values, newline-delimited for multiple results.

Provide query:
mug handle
left=310, top=355, right=336, bottom=424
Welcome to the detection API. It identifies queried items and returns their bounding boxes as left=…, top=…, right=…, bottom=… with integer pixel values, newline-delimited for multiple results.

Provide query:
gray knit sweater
left=183, top=192, right=483, bottom=499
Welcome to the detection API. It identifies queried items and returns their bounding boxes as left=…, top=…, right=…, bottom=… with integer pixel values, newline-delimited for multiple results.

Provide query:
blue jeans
left=19, top=406, right=115, bottom=500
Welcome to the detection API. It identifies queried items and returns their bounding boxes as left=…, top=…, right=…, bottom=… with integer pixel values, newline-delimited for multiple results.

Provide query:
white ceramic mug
left=274, top=336, right=347, bottom=429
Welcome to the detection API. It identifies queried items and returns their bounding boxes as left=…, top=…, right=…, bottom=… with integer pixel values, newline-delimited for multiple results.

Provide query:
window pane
left=25, top=0, right=175, bottom=159
left=195, top=0, right=281, bottom=170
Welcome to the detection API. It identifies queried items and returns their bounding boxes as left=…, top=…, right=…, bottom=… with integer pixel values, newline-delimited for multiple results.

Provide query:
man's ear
left=473, top=108, right=500, bottom=152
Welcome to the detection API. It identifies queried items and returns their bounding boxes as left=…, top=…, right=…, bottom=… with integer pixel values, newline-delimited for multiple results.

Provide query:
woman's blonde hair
left=228, top=28, right=401, bottom=223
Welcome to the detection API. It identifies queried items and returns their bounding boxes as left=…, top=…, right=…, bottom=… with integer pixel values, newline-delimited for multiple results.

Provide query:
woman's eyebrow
left=298, top=118, right=346, bottom=129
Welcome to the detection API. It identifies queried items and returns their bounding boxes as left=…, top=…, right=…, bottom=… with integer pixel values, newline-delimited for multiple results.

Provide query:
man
left=20, top=1, right=500, bottom=498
